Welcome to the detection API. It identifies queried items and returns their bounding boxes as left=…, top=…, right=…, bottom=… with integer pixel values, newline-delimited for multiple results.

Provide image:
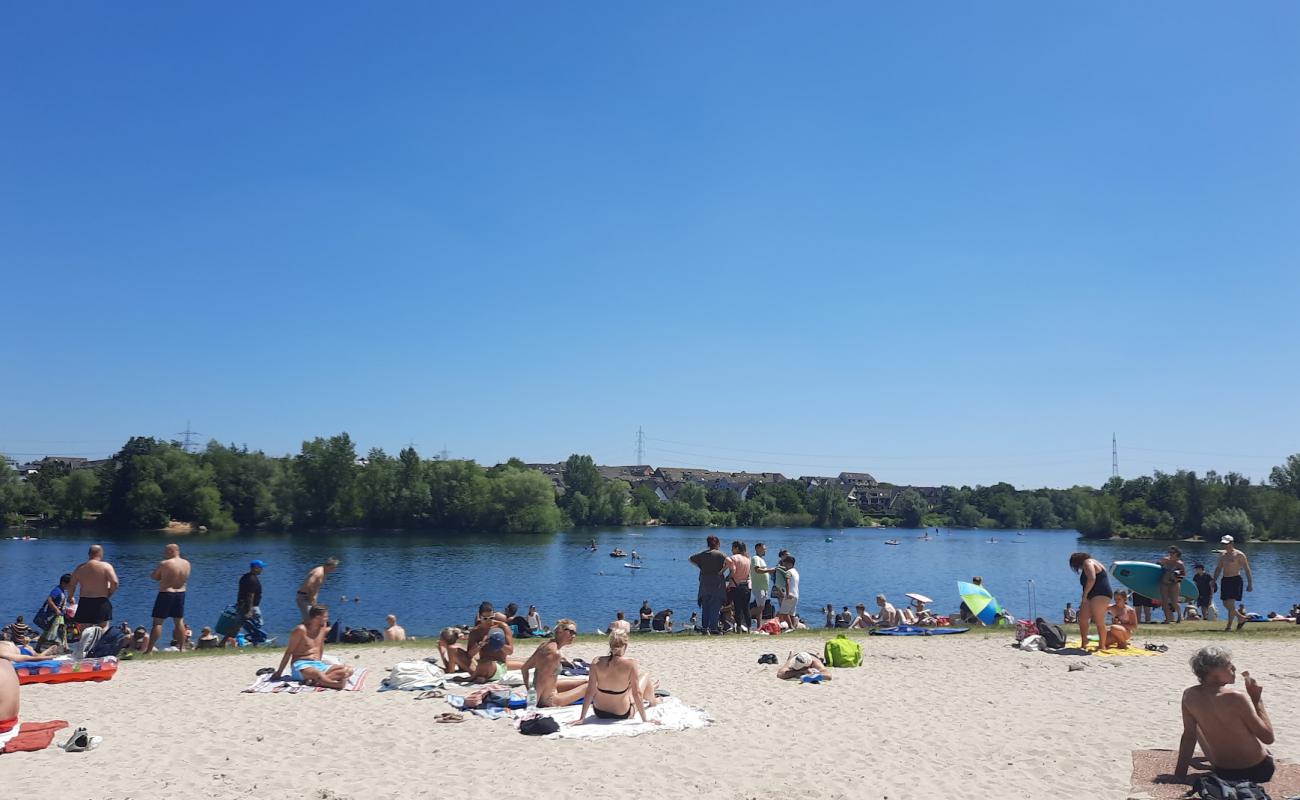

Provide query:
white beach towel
left=380, top=661, right=446, bottom=692
left=241, top=667, right=368, bottom=693
left=525, top=697, right=711, bottom=739
left=446, top=669, right=524, bottom=687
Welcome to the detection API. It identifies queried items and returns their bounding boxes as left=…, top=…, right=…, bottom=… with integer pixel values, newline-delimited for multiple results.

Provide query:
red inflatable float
left=13, top=656, right=119, bottom=686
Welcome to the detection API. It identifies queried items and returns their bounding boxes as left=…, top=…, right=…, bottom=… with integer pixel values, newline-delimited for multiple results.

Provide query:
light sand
left=3, top=633, right=1298, bottom=799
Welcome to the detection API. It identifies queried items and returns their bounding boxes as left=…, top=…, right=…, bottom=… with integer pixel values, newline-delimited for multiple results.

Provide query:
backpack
left=1194, top=774, right=1272, bottom=800
left=1035, top=617, right=1067, bottom=649
left=823, top=633, right=862, bottom=667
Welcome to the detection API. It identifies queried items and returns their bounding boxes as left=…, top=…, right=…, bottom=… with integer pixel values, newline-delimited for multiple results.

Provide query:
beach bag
left=1035, top=618, right=1067, bottom=649
left=216, top=606, right=243, bottom=638
left=1015, top=619, right=1038, bottom=642
left=87, top=626, right=127, bottom=658
left=823, top=634, right=862, bottom=667
left=519, top=716, right=559, bottom=736
left=1193, top=774, right=1272, bottom=800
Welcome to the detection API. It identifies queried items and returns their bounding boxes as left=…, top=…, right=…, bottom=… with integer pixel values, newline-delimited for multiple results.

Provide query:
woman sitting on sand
left=1107, top=591, right=1138, bottom=648
left=1069, top=551, right=1114, bottom=651
left=573, top=630, right=659, bottom=725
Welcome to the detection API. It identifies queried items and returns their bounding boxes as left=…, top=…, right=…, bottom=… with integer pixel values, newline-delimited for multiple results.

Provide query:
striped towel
left=242, top=667, right=368, bottom=693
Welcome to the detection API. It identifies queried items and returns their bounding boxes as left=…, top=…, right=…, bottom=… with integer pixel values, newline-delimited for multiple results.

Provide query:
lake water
left=3, top=527, right=1298, bottom=638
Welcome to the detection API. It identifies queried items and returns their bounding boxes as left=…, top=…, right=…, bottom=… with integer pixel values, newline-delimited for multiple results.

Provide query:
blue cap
left=250, top=560, right=267, bottom=569
left=487, top=628, right=507, bottom=648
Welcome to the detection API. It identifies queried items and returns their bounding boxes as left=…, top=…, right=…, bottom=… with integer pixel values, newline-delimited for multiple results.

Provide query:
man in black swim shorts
left=1213, top=536, right=1253, bottom=633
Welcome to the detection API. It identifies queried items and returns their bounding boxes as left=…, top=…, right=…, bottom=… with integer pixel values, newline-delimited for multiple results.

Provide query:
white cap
left=791, top=652, right=814, bottom=669
left=1220, top=535, right=1234, bottom=544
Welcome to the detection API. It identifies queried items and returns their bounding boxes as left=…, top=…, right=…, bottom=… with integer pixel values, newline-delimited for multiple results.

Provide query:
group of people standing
left=689, top=537, right=800, bottom=634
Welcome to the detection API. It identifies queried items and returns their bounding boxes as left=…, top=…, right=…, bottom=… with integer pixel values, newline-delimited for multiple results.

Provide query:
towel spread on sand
left=1130, top=749, right=1300, bottom=800
left=524, top=697, right=711, bottom=739
left=379, top=661, right=446, bottom=692
left=446, top=670, right=525, bottom=687
left=1064, top=639, right=1159, bottom=657
left=242, top=667, right=368, bottom=693
left=0, top=720, right=68, bottom=754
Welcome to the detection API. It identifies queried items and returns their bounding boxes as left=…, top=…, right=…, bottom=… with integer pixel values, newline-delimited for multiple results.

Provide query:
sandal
left=416, top=689, right=446, bottom=700
left=61, top=727, right=102, bottom=753
left=435, top=712, right=466, bottom=723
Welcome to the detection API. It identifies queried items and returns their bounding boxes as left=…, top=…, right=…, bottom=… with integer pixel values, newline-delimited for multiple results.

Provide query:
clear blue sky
left=3, top=4, right=1297, bottom=488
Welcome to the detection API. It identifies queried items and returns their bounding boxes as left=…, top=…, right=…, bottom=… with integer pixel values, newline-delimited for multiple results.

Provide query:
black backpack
left=1194, top=774, right=1272, bottom=800
left=1035, top=617, right=1067, bottom=649
left=87, top=626, right=128, bottom=658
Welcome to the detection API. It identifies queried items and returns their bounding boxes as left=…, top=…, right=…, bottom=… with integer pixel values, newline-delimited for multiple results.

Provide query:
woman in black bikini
left=1069, top=552, right=1114, bottom=651
left=573, top=630, right=659, bottom=725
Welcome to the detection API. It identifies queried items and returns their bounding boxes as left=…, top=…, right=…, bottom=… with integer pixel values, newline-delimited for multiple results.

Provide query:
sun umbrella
left=905, top=592, right=933, bottom=604
left=957, top=581, right=1003, bottom=626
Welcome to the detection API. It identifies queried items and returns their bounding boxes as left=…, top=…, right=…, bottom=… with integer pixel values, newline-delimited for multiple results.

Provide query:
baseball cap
left=250, top=559, right=268, bottom=568
left=1220, top=535, right=1234, bottom=544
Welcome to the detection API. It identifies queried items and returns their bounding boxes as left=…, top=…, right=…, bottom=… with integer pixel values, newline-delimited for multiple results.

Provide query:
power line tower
left=1111, top=433, right=1119, bottom=479
left=437, top=444, right=450, bottom=461
left=177, top=420, right=201, bottom=453
left=635, top=426, right=645, bottom=466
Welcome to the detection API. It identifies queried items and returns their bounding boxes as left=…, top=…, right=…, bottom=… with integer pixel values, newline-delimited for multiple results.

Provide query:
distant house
left=838, top=471, right=878, bottom=488
left=38, top=456, right=89, bottom=471
left=596, top=465, right=654, bottom=482
left=525, top=463, right=567, bottom=493
left=884, top=485, right=944, bottom=512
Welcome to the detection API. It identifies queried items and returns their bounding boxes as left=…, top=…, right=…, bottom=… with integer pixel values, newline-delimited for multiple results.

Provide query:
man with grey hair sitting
left=1174, top=645, right=1275, bottom=784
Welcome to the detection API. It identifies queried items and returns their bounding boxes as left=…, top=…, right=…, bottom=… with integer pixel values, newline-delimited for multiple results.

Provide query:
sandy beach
left=3, top=631, right=1298, bottom=800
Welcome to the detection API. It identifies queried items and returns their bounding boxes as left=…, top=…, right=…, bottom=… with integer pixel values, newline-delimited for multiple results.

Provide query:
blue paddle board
left=1110, top=561, right=1197, bottom=601
left=870, top=626, right=969, bottom=636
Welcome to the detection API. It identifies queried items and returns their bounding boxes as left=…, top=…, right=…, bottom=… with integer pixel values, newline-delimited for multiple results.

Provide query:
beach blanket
left=379, top=661, right=445, bottom=692
left=0, top=720, right=68, bottom=754
left=870, top=626, right=969, bottom=636
left=1064, top=638, right=1158, bottom=657
left=523, top=697, right=710, bottom=739
left=242, top=667, right=368, bottom=693
left=1130, top=749, right=1300, bottom=800
left=446, top=669, right=524, bottom=687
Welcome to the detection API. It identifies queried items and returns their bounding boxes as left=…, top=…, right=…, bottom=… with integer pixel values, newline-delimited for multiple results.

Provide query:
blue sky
left=3, top=4, right=1297, bottom=488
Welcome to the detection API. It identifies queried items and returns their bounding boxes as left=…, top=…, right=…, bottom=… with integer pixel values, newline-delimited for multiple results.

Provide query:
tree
left=294, top=433, right=360, bottom=528
left=1269, top=454, right=1300, bottom=498
left=674, top=483, right=708, bottom=510
left=1202, top=506, right=1254, bottom=542
left=809, top=483, right=861, bottom=528
left=1183, top=471, right=1204, bottom=535
left=1074, top=495, right=1119, bottom=539
left=483, top=467, right=563, bottom=533
left=894, top=490, right=928, bottom=528
left=955, top=503, right=983, bottom=527
left=50, top=469, right=100, bottom=524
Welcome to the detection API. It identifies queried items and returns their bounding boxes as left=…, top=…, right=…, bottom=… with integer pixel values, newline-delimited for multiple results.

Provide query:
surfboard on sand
left=1111, top=561, right=1198, bottom=602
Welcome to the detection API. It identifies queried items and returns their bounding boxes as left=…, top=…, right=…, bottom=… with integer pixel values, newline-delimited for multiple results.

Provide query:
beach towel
left=446, top=669, right=524, bottom=687
left=1130, top=749, right=1300, bottom=800
left=1064, top=638, right=1158, bottom=657
left=242, top=667, right=368, bottom=693
left=0, top=720, right=68, bottom=754
left=870, top=626, right=969, bottom=636
left=379, top=661, right=445, bottom=692
left=522, top=697, right=710, bottom=739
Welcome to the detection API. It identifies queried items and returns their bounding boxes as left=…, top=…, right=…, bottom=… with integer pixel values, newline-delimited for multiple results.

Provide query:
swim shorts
left=1213, top=754, right=1275, bottom=783
left=73, top=596, right=112, bottom=625
left=291, top=659, right=330, bottom=682
left=493, top=661, right=508, bottom=681
left=1220, top=575, right=1244, bottom=602
left=151, top=591, right=187, bottom=619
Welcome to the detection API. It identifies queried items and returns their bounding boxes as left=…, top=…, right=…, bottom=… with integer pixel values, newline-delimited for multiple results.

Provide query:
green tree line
left=2, top=437, right=1299, bottom=541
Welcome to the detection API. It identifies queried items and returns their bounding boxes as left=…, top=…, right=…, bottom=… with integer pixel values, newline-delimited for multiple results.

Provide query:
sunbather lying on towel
left=0, top=641, right=59, bottom=663
left=271, top=606, right=354, bottom=689
left=777, top=651, right=832, bottom=681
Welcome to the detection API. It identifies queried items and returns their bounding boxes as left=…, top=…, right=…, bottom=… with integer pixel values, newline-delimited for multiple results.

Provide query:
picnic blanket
left=1130, top=749, right=1300, bottom=799
left=242, top=667, right=368, bottom=693
left=0, top=720, right=68, bottom=754
left=523, top=697, right=710, bottom=739
left=1064, top=638, right=1159, bottom=657
left=379, top=661, right=445, bottom=692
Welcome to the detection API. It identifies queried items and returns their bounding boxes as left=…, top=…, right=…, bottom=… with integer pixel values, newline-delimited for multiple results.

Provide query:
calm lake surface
left=3, top=527, right=1298, bottom=637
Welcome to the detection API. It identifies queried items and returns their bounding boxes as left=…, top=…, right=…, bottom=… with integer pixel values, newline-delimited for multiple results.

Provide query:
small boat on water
left=609, top=549, right=628, bottom=558
left=884, top=539, right=901, bottom=546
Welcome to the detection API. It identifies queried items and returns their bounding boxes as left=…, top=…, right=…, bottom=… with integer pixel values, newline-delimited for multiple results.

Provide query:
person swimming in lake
left=572, top=630, right=659, bottom=725
left=1069, top=552, right=1113, bottom=651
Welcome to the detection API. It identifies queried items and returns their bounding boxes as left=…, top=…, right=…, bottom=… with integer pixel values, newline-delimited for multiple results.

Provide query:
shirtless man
left=520, top=619, right=588, bottom=707
left=875, top=594, right=902, bottom=627
left=383, top=614, right=406, bottom=641
left=437, top=628, right=471, bottom=672
left=69, top=545, right=119, bottom=630
left=1174, top=646, right=1275, bottom=784
left=272, top=606, right=354, bottom=689
left=848, top=603, right=878, bottom=629
left=1213, top=537, right=1253, bottom=633
left=1107, top=590, right=1138, bottom=648
left=296, top=557, right=340, bottom=623
left=146, top=543, right=191, bottom=654
left=465, top=602, right=523, bottom=682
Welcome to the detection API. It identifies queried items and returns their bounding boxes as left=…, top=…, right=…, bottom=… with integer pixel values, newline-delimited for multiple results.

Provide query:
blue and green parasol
left=957, top=581, right=1004, bottom=626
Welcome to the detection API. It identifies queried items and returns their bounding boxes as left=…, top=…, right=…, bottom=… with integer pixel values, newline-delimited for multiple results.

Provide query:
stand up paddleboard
left=1111, top=561, right=1197, bottom=602
left=623, top=563, right=643, bottom=570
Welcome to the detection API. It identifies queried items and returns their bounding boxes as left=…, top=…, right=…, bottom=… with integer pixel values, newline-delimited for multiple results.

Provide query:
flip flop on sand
left=435, top=712, right=466, bottom=723
left=416, top=690, right=446, bottom=700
